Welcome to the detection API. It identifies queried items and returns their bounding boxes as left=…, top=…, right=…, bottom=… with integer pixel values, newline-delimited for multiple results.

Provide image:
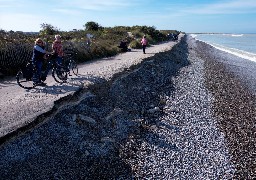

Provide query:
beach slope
left=0, top=35, right=255, bottom=179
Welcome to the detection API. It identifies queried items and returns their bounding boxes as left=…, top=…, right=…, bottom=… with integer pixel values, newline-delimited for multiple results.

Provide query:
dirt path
left=0, top=38, right=181, bottom=140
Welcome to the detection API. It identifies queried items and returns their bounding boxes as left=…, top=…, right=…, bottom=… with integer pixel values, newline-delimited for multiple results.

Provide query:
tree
left=84, top=21, right=102, bottom=31
left=39, top=23, right=59, bottom=35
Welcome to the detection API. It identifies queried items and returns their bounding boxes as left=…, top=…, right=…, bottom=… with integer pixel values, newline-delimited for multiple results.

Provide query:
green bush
left=0, top=42, right=33, bottom=75
left=129, top=39, right=142, bottom=49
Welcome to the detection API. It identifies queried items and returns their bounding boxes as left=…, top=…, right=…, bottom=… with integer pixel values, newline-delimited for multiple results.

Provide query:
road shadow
left=0, top=77, right=18, bottom=88
left=26, top=74, right=107, bottom=95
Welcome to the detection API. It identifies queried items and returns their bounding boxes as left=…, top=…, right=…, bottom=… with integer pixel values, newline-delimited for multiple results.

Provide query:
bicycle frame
left=43, top=54, right=68, bottom=83
left=63, top=53, right=78, bottom=76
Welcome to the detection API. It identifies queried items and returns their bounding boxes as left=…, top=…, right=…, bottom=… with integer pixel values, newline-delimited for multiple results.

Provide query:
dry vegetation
left=0, top=23, right=180, bottom=76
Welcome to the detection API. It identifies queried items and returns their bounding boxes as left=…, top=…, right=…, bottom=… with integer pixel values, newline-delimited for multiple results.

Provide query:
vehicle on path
left=16, top=54, right=69, bottom=89
left=64, top=52, right=78, bottom=76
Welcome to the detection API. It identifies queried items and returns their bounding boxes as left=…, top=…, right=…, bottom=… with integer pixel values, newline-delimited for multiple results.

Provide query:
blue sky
left=0, top=0, right=256, bottom=33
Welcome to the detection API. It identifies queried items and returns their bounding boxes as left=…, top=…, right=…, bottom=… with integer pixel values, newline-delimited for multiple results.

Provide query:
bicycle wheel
left=52, top=67, right=68, bottom=83
left=16, top=69, right=35, bottom=89
left=70, top=61, right=78, bottom=75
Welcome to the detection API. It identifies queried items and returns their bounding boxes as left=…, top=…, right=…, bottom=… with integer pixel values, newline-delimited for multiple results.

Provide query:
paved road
left=0, top=39, right=179, bottom=141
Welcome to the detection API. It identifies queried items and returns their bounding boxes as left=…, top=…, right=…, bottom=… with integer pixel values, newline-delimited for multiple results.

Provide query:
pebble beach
left=0, top=35, right=255, bottom=179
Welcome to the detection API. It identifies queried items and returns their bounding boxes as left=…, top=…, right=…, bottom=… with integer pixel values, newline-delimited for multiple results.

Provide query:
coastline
left=191, top=33, right=256, bottom=63
left=193, top=37, right=256, bottom=178
left=0, top=35, right=255, bottom=179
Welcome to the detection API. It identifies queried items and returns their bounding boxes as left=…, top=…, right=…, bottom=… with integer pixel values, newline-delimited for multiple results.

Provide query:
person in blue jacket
left=32, top=38, right=50, bottom=86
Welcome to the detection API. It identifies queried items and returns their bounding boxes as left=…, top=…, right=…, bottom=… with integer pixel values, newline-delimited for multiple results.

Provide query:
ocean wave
left=221, top=34, right=243, bottom=37
left=192, top=35, right=256, bottom=63
left=210, top=43, right=256, bottom=62
left=190, top=34, right=197, bottom=38
left=231, top=34, right=243, bottom=37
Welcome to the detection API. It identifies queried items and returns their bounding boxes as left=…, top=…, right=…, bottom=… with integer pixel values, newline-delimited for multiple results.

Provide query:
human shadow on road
left=28, top=75, right=107, bottom=95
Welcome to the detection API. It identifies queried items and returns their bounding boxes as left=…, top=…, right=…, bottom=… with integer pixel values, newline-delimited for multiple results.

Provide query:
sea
left=190, top=33, right=256, bottom=63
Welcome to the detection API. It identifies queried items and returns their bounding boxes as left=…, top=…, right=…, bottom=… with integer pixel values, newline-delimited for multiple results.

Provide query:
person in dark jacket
left=32, top=38, right=50, bottom=86
left=118, top=39, right=128, bottom=52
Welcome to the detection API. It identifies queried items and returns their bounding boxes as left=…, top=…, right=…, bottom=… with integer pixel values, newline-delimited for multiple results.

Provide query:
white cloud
left=183, top=0, right=256, bottom=15
left=51, top=8, right=83, bottom=15
left=0, top=0, right=18, bottom=8
left=59, top=0, right=140, bottom=11
left=0, top=13, right=50, bottom=31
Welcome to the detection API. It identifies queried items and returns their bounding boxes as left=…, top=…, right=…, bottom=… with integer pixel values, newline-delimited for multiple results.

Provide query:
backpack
left=22, top=62, right=34, bottom=80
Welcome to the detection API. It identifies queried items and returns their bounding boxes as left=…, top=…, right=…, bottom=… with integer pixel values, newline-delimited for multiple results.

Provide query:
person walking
left=141, top=35, right=147, bottom=54
left=32, top=38, right=50, bottom=86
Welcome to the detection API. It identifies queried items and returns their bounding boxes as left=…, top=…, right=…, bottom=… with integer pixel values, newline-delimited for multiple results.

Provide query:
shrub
left=129, top=39, right=142, bottom=49
left=0, top=42, right=33, bottom=75
left=0, top=24, right=180, bottom=77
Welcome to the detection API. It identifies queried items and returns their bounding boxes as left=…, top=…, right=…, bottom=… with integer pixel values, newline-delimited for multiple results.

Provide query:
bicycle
left=16, top=54, right=68, bottom=89
left=64, top=52, right=78, bottom=76
left=16, top=61, right=36, bottom=89
left=43, top=54, right=68, bottom=83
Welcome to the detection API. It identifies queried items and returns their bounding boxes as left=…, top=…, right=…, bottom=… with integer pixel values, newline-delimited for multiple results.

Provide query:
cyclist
left=52, top=34, right=64, bottom=66
left=32, top=38, right=51, bottom=86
